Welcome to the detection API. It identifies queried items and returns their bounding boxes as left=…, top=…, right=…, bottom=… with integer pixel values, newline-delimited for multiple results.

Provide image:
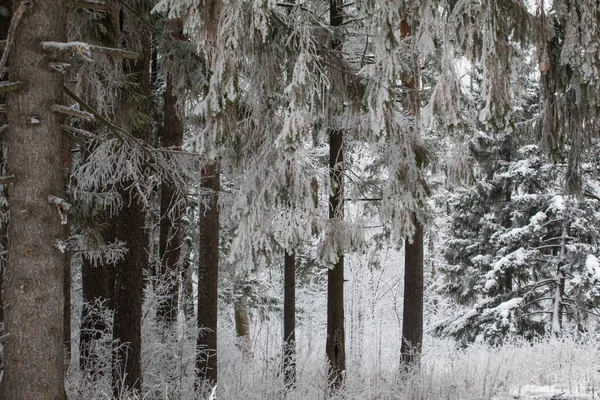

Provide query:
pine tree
left=1, top=1, right=69, bottom=397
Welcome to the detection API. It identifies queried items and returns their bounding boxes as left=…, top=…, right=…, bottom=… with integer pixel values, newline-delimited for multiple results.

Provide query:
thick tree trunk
left=283, top=250, right=296, bottom=388
left=196, top=162, right=220, bottom=387
left=1, top=1, right=68, bottom=398
left=156, top=74, right=184, bottom=327
left=401, top=215, right=424, bottom=365
left=112, top=4, right=151, bottom=396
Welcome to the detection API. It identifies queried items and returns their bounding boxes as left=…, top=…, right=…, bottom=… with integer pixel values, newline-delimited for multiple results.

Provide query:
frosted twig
left=69, top=0, right=109, bottom=10
left=51, top=104, right=95, bottom=121
left=41, top=41, right=139, bottom=60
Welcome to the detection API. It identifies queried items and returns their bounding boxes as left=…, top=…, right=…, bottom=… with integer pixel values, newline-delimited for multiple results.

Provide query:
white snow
left=585, top=254, right=600, bottom=283
left=548, top=195, right=566, bottom=213
left=495, top=297, right=523, bottom=319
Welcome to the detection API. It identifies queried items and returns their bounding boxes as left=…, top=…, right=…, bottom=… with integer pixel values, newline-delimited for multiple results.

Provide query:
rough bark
left=1, top=0, right=68, bottom=398
left=0, top=0, right=9, bottom=373
left=156, top=74, right=183, bottom=327
left=196, top=162, right=220, bottom=387
left=112, top=4, right=151, bottom=396
left=401, top=215, right=424, bottom=365
left=283, top=250, right=296, bottom=388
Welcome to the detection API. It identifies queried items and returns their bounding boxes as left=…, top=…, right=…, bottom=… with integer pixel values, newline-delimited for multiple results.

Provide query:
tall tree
left=400, top=15, right=424, bottom=366
left=326, top=0, right=346, bottom=388
left=1, top=0, right=68, bottom=398
left=112, top=2, right=151, bottom=396
left=196, top=162, right=220, bottom=386
left=156, top=70, right=184, bottom=327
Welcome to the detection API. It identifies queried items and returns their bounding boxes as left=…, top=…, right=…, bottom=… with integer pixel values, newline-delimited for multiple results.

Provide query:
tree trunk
left=401, top=215, right=424, bottom=365
left=80, top=243, right=115, bottom=375
left=234, top=295, right=252, bottom=357
left=327, top=128, right=346, bottom=387
left=0, top=0, right=10, bottom=373
left=156, top=73, right=184, bottom=327
left=112, top=4, right=151, bottom=396
left=1, top=1, right=68, bottom=398
left=326, top=0, right=346, bottom=388
left=399, top=15, right=424, bottom=367
left=283, top=250, right=296, bottom=388
left=196, top=162, right=220, bottom=387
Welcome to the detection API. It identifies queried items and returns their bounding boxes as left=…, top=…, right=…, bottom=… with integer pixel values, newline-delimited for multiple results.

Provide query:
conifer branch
left=69, top=0, right=109, bottom=10
left=41, top=41, right=139, bottom=60
left=60, top=124, right=98, bottom=140
left=0, top=175, right=15, bottom=184
left=51, top=104, right=95, bottom=121
left=0, top=81, right=24, bottom=94
left=60, top=125, right=87, bottom=146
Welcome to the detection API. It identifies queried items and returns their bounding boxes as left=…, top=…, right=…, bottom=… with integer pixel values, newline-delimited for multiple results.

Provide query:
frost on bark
left=156, top=74, right=183, bottom=327
left=1, top=0, right=68, bottom=398
left=196, top=162, right=220, bottom=387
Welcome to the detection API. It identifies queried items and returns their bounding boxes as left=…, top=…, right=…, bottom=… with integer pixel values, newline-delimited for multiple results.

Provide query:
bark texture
left=196, top=162, right=220, bottom=386
left=1, top=1, right=68, bottom=398
left=283, top=250, right=296, bottom=388
left=156, top=74, right=183, bottom=326
left=401, top=215, right=424, bottom=365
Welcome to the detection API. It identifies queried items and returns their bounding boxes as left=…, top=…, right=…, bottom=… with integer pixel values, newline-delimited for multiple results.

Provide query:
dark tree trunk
left=156, top=74, right=184, bottom=327
left=283, top=250, right=296, bottom=388
left=401, top=215, right=424, bottom=365
left=399, top=16, right=424, bottom=368
left=112, top=4, right=151, bottom=396
left=327, top=128, right=346, bottom=387
left=326, top=0, right=346, bottom=388
left=0, top=0, right=10, bottom=373
left=80, top=238, right=115, bottom=375
left=196, top=162, right=220, bottom=387
left=1, top=1, right=68, bottom=398
left=181, top=247, right=195, bottom=320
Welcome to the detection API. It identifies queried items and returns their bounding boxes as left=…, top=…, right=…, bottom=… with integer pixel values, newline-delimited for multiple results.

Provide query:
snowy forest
left=1, top=0, right=600, bottom=399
